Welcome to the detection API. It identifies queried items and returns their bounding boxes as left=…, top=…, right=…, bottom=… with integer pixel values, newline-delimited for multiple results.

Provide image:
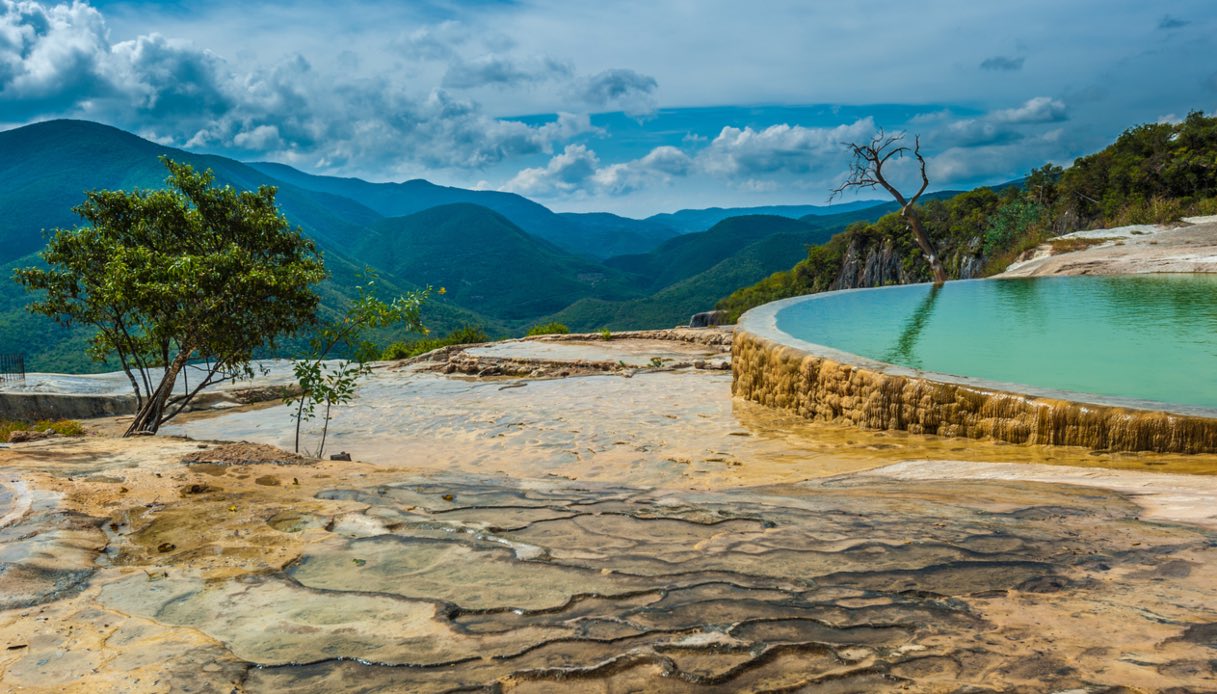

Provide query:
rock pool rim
left=733, top=278, right=1217, bottom=454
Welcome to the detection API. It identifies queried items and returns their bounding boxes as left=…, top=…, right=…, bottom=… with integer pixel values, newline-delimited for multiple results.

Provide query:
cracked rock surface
left=1, top=332, right=1216, bottom=691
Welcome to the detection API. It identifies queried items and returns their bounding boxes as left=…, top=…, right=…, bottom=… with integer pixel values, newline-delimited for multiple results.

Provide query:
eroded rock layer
left=732, top=330, right=1217, bottom=453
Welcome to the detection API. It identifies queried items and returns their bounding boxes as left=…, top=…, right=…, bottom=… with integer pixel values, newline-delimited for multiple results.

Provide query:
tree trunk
left=904, top=209, right=948, bottom=285
left=124, top=351, right=191, bottom=436
left=316, top=399, right=333, bottom=459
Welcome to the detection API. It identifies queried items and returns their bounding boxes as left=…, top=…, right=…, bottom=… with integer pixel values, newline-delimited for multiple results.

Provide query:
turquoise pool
left=773, top=275, right=1217, bottom=412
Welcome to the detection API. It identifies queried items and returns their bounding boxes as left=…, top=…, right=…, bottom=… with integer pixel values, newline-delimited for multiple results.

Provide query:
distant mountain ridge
left=645, top=200, right=886, bottom=232
left=0, top=118, right=900, bottom=371
left=247, top=161, right=678, bottom=259
left=356, top=204, right=642, bottom=320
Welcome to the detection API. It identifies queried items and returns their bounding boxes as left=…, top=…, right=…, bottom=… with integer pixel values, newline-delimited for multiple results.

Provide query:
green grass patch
left=1, top=418, right=85, bottom=440
left=1048, top=237, right=1121, bottom=254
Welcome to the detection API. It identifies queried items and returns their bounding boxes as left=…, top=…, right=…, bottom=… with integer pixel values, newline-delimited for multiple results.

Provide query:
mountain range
left=0, top=119, right=892, bottom=372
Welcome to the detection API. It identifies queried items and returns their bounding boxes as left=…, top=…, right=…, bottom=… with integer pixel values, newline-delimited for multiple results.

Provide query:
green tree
left=289, top=274, right=429, bottom=457
left=15, top=158, right=327, bottom=436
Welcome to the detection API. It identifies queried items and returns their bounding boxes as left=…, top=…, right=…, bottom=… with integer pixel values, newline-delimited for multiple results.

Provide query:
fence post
left=0, top=354, right=25, bottom=383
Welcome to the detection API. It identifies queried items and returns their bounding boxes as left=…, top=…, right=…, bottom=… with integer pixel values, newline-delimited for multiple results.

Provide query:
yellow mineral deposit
left=1, top=331, right=1216, bottom=692
left=732, top=330, right=1217, bottom=454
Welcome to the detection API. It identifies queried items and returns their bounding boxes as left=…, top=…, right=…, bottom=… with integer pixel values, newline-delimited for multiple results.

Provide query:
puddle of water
left=464, top=338, right=724, bottom=366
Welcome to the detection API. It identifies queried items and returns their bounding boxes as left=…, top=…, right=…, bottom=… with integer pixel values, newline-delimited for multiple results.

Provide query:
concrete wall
left=0, top=392, right=136, bottom=421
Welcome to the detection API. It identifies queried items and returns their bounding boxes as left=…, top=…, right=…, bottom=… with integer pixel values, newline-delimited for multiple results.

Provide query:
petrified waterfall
left=732, top=330, right=1217, bottom=454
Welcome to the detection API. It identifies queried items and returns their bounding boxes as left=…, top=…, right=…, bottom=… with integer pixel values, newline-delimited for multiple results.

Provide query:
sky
left=1, top=0, right=1215, bottom=217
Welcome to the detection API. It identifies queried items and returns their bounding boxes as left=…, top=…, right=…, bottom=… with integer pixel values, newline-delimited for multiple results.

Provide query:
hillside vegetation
left=719, top=111, right=1217, bottom=319
left=357, top=204, right=642, bottom=319
left=546, top=216, right=853, bottom=330
left=1, top=119, right=881, bottom=371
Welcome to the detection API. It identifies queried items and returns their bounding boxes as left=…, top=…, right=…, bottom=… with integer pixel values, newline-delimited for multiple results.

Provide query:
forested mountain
left=357, top=205, right=643, bottom=320
left=1, top=119, right=885, bottom=370
left=247, top=162, right=676, bottom=259
left=718, top=111, right=1217, bottom=320
left=645, top=200, right=885, bottom=232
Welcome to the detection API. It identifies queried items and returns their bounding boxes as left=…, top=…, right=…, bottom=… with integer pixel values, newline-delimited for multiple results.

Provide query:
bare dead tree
left=832, top=131, right=947, bottom=285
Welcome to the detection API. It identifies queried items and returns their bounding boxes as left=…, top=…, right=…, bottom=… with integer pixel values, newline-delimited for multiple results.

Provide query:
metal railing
left=0, top=354, right=25, bottom=383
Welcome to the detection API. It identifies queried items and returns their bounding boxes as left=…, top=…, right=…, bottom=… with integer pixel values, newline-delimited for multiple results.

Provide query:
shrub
left=598, top=328, right=612, bottom=341
left=526, top=322, right=570, bottom=336
left=1193, top=196, right=1217, bottom=215
left=983, top=199, right=1044, bottom=256
left=382, top=325, right=490, bottom=360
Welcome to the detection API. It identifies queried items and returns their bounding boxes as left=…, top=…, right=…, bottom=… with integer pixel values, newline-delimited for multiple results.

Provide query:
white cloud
left=396, top=21, right=469, bottom=61
left=442, top=54, right=571, bottom=89
left=502, top=143, right=600, bottom=196
left=0, top=0, right=109, bottom=100
left=569, top=68, right=658, bottom=117
left=697, top=119, right=875, bottom=177
left=990, top=96, right=1068, bottom=124
left=0, top=0, right=611, bottom=176
left=926, top=128, right=1071, bottom=183
left=591, top=145, right=691, bottom=194
left=231, top=123, right=283, bottom=150
left=504, top=143, right=692, bottom=197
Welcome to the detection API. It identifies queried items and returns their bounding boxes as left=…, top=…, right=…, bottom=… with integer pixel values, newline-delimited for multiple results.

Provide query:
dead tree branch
left=832, top=131, right=946, bottom=285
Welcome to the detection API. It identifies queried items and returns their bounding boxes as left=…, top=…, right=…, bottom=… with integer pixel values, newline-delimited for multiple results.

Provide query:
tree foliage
left=719, top=111, right=1217, bottom=319
left=15, top=157, right=327, bottom=435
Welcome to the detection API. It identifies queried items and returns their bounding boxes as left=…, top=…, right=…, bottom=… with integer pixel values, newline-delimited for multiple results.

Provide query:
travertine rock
left=732, top=330, right=1217, bottom=454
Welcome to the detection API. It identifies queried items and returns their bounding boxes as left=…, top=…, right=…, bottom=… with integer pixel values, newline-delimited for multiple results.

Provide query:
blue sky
left=2, top=0, right=1215, bottom=216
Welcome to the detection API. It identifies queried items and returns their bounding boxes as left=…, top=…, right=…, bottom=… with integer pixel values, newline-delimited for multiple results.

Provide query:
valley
left=0, top=119, right=884, bottom=372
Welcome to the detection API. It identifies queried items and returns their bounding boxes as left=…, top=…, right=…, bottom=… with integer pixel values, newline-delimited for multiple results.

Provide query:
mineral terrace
left=1, top=330, right=1216, bottom=692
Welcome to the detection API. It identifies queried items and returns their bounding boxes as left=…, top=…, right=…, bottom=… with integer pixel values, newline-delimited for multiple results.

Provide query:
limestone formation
left=733, top=330, right=1217, bottom=454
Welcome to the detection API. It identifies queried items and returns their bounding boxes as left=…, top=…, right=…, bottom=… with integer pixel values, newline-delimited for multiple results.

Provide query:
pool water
left=775, top=275, right=1217, bottom=411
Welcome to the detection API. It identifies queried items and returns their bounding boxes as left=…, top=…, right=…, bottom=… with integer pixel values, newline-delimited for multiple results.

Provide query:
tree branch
left=162, top=361, right=239, bottom=423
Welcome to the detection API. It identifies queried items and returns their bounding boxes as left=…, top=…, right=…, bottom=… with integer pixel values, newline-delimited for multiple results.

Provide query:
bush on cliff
left=526, top=322, right=570, bottom=336
left=381, top=325, right=489, bottom=360
left=718, top=111, right=1217, bottom=319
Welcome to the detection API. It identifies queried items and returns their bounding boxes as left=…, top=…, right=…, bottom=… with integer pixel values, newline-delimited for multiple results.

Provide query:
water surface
left=775, top=275, right=1217, bottom=410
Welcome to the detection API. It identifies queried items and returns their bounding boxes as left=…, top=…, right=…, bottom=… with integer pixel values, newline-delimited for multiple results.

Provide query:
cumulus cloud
left=110, top=33, right=235, bottom=119
left=979, top=56, right=1024, bottom=71
left=570, top=68, right=658, bottom=116
left=442, top=54, right=571, bottom=89
left=921, top=99, right=1077, bottom=184
left=231, top=123, right=283, bottom=150
left=697, top=119, right=875, bottom=177
left=926, top=129, right=1064, bottom=182
left=503, top=118, right=899, bottom=199
left=503, top=144, right=691, bottom=197
left=0, top=0, right=616, bottom=175
left=990, top=96, right=1067, bottom=124
left=940, top=118, right=1025, bottom=147
left=502, top=144, right=600, bottom=196
left=921, top=97, right=1069, bottom=153
left=0, top=0, right=110, bottom=113
left=592, top=145, right=691, bottom=194
left=396, top=21, right=469, bottom=60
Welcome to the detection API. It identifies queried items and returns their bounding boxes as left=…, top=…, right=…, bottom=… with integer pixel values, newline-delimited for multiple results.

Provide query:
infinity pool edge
left=734, top=281, right=1217, bottom=454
